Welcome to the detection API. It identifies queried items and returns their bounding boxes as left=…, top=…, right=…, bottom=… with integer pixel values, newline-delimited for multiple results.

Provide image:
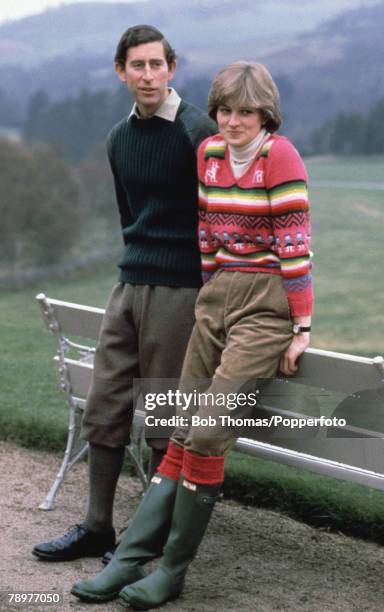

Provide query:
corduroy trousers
left=171, top=270, right=293, bottom=456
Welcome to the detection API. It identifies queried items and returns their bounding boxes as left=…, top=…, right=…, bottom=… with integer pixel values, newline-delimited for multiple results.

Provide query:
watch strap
left=293, top=324, right=311, bottom=334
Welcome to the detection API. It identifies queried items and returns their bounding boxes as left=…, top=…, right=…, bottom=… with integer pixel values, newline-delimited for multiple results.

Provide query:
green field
left=0, top=261, right=117, bottom=451
left=306, top=155, right=384, bottom=354
left=1, top=155, right=384, bottom=539
left=306, top=155, right=384, bottom=183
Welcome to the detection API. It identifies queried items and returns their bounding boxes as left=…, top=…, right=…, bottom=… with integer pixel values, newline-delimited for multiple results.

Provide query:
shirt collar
left=128, top=88, right=181, bottom=122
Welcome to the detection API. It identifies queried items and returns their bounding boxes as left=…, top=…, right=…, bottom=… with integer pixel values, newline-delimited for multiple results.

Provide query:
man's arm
left=189, top=115, right=217, bottom=153
left=179, top=105, right=217, bottom=153
left=107, top=138, right=133, bottom=241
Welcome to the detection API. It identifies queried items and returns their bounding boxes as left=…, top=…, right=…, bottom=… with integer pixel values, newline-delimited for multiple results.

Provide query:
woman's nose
left=228, top=113, right=239, bottom=125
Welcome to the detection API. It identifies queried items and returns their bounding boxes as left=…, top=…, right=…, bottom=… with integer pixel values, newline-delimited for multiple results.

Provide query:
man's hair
left=114, top=24, right=177, bottom=69
left=208, top=61, right=281, bottom=133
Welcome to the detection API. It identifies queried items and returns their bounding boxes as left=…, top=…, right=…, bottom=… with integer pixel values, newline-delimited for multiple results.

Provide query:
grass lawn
left=1, top=156, right=384, bottom=540
left=305, top=154, right=384, bottom=183
left=306, top=155, right=384, bottom=354
left=0, top=261, right=117, bottom=451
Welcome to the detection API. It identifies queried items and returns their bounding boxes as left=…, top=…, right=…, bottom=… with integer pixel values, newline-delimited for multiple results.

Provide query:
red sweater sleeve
left=265, top=137, right=314, bottom=316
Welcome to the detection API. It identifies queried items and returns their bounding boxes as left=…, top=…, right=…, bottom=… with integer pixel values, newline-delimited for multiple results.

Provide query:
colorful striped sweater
left=197, top=133, right=313, bottom=316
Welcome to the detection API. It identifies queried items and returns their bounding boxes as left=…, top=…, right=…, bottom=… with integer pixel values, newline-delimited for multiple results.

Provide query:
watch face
left=292, top=324, right=300, bottom=334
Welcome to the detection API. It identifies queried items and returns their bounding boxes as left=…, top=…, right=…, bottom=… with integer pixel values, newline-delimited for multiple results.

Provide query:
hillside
left=1, top=0, right=383, bottom=138
left=0, top=0, right=375, bottom=67
left=265, top=2, right=384, bottom=137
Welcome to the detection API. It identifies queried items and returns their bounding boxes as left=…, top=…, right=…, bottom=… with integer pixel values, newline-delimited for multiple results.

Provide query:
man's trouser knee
left=81, top=282, right=198, bottom=449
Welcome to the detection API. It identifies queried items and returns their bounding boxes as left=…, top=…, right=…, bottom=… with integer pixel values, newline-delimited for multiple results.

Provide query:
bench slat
left=296, top=349, right=384, bottom=394
left=37, top=293, right=104, bottom=340
left=57, top=357, right=93, bottom=397
left=235, top=438, right=384, bottom=491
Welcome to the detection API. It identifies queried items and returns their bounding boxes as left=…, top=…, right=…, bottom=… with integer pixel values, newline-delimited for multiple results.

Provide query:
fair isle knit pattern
left=198, top=134, right=313, bottom=316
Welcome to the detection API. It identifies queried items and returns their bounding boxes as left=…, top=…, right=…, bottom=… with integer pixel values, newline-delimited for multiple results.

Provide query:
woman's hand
left=279, top=333, right=310, bottom=376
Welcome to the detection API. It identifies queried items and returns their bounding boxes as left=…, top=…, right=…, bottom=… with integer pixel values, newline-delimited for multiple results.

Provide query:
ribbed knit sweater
left=107, top=101, right=216, bottom=288
left=198, top=134, right=313, bottom=316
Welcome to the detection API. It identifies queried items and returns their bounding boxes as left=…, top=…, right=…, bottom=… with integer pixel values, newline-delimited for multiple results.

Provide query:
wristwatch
left=292, top=324, right=311, bottom=335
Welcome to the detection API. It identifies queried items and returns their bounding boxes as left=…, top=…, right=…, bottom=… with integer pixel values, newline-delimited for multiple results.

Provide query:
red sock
left=157, top=442, right=184, bottom=481
left=182, top=449, right=224, bottom=485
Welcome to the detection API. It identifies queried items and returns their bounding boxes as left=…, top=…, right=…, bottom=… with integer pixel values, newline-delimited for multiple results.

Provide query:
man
left=32, top=24, right=216, bottom=563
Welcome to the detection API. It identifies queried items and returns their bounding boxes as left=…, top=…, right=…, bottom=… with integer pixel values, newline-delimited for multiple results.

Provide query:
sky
left=0, top=0, right=147, bottom=24
left=0, top=0, right=380, bottom=25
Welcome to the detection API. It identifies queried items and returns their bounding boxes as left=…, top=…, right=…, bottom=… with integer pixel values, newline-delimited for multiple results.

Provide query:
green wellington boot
left=119, top=478, right=221, bottom=610
left=71, top=475, right=178, bottom=603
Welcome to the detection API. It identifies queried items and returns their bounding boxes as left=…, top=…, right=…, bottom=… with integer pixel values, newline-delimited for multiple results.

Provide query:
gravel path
left=1, top=442, right=384, bottom=611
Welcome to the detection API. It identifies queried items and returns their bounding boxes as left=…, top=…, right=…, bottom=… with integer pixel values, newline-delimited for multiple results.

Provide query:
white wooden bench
left=36, top=293, right=384, bottom=510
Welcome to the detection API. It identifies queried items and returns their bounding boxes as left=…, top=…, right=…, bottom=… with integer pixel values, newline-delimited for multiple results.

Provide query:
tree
left=309, top=97, right=384, bottom=155
left=0, top=88, right=21, bottom=126
left=77, top=142, right=116, bottom=223
left=329, top=112, right=366, bottom=155
left=22, top=90, right=51, bottom=143
left=365, top=99, right=384, bottom=154
left=0, top=139, right=81, bottom=268
left=22, top=87, right=130, bottom=162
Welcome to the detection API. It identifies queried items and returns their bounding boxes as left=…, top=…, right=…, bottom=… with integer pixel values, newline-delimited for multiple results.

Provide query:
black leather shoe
left=101, top=545, right=117, bottom=566
left=32, top=524, right=115, bottom=561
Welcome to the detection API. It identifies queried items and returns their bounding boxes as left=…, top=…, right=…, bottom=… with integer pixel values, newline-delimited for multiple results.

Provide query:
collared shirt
left=128, top=88, right=182, bottom=123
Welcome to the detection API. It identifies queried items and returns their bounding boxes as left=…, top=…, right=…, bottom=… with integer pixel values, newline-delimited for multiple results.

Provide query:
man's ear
left=115, top=62, right=127, bottom=83
left=168, top=60, right=177, bottom=81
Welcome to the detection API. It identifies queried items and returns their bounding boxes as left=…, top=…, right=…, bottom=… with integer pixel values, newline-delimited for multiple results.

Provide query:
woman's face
left=216, top=103, right=264, bottom=148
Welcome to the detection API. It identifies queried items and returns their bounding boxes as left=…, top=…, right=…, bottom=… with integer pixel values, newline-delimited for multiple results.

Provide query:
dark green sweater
left=107, top=101, right=216, bottom=288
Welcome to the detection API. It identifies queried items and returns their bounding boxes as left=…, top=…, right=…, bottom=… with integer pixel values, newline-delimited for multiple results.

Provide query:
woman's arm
left=265, top=138, right=314, bottom=374
left=279, top=315, right=311, bottom=375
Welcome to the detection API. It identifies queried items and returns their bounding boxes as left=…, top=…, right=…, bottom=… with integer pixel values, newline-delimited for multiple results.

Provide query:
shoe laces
left=63, top=524, right=87, bottom=540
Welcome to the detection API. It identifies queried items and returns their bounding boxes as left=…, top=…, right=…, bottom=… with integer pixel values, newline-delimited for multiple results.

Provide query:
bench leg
left=39, top=405, right=88, bottom=510
left=125, top=421, right=148, bottom=493
left=39, top=406, right=149, bottom=509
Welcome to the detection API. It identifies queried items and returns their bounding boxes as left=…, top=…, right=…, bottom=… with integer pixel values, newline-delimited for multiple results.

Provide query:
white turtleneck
left=228, top=128, right=269, bottom=178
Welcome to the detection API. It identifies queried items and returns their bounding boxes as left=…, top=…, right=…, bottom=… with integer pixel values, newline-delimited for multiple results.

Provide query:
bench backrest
left=36, top=293, right=104, bottom=340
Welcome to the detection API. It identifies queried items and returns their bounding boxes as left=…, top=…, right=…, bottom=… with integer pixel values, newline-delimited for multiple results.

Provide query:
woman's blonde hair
left=208, top=61, right=281, bottom=132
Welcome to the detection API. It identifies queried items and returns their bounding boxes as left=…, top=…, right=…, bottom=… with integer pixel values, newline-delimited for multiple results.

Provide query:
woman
left=71, top=61, right=313, bottom=609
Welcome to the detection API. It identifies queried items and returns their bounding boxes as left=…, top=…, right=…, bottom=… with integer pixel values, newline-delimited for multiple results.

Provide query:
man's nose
left=142, top=64, right=154, bottom=80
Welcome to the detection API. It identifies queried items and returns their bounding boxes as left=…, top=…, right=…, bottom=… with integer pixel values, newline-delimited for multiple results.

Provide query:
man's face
left=115, top=41, right=176, bottom=118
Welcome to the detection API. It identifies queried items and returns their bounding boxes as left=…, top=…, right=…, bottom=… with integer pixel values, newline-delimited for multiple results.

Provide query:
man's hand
left=279, top=333, right=310, bottom=376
